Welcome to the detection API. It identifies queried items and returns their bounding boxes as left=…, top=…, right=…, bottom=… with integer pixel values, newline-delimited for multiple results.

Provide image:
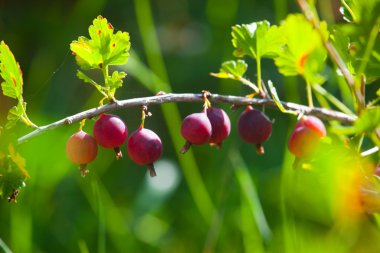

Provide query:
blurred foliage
left=0, top=0, right=379, bottom=253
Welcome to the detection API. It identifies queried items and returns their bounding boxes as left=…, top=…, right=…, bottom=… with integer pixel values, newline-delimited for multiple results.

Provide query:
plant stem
left=17, top=92, right=357, bottom=144
left=239, top=77, right=260, bottom=94
left=306, top=81, right=313, bottom=107
left=102, top=65, right=111, bottom=99
left=19, top=99, right=37, bottom=128
left=256, top=56, right=263, bottom=94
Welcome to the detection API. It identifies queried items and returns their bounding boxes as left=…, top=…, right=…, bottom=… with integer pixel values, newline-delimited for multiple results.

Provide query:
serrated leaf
left=354, top=107, right=380, bottom=133
left=0, top=41, right=23, bottom=99
left=70, top=16, right=131, bottom=70
left=212, top=60, right=248, bottom=79
left=107, top=71, right=127, bottom=89
left=274, top=14, right=327, bottom=84
left=5, top=101, right=24, bottom=129
left=70, top=37, right=103, bottom=70
left=231, top=21, right=285, bottom=59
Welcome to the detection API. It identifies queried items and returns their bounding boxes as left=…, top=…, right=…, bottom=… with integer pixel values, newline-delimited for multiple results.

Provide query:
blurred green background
left=1, top=0, right=380, bottom=252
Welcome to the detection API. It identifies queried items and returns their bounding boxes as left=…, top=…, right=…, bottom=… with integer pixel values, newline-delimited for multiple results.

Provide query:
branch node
left=64, top=118, right=73, bottom=125
left=156, top=91, right=167, bottom=96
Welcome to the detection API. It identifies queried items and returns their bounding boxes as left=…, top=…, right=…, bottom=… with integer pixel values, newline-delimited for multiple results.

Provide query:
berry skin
left=288, top=127, right=320, bottom=158
left=66, top=130, right=98, bottom=177
left=180, top=111, right=212, bottom=154
left=206, top=107, right=231, bottom=148
left=93, top=113, right=128, bottom=159
left=237, top=106, right=272, bottom=155
left=127, top=128, right=162, bottom=177
left=375, top=166, right=380, bottom=177
left=288, top=116, right=326, bottom=159
left=294, top=115, right=326, bottom=138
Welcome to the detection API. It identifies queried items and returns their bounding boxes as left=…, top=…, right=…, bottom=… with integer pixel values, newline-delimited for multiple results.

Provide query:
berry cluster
left=66, top=94, right=327, bottom=177
left=66, top=109, right=162, bottom=177
left=180, top=106, right=231, bottom=153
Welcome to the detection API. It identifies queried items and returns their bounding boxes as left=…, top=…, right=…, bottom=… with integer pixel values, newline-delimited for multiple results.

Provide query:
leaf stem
left=19, top=99, right=37, bottom=128
left=312, top=84, right=354, bottom=115
left=102, top=65, right=112, bottom=100
left=306, top=80, right=313, bottom=107
left=256, top=56, right=263, bottom=94
left=238, top=77, right=260, bottom=94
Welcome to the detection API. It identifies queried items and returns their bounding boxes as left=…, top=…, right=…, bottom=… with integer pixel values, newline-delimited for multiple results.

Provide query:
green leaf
left=70, top=16, right=131, bottom=70
left=231, top=21, right=285, bottom=59
left=212, top=60, right=248, bottom=79
left=107, top=71, right=127, bottom=89
left=274, top=14, right=327, bottom=84
left=354, top=107, right=380, bottom=133
left=70, top=37, right=103, bottom=70
left=0, top=41, right=23, bottom=99
left=5, top=101, right=24, bottom=129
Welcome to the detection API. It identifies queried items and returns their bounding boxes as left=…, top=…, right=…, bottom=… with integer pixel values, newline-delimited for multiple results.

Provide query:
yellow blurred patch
left=8, top=144, right=30, bottom=178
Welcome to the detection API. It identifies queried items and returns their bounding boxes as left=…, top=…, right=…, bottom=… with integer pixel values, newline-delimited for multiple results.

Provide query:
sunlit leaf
left=231, top=21, right=285, bottom=59
left=212, top=60, right=248, bottom=79
left=274, top=14, right=327, bottom=84
left=0, top=41, right=23, bottom=99
left=107, top=71, right=127, bottom=89
left=5, top=101, right=25, bottom=129
left=70, top=15, right=131, bottom=70
left=70, top=37, right=103, bottom=70
left=354, top=107, right=380, bottom=133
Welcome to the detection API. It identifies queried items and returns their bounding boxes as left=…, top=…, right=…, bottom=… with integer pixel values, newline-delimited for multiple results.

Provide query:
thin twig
left=17, top=93, right=357, bottom=145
